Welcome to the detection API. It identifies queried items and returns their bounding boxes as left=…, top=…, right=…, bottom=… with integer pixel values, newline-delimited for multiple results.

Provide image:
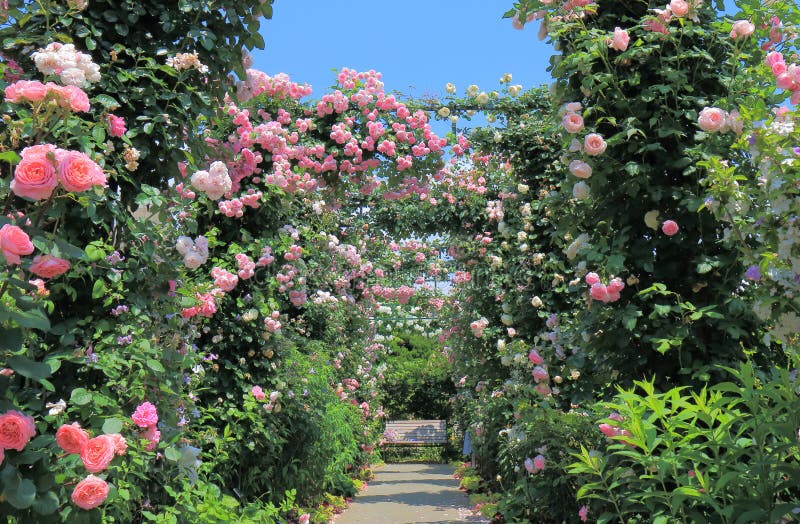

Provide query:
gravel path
left=335, top=463, right=489, bottom=524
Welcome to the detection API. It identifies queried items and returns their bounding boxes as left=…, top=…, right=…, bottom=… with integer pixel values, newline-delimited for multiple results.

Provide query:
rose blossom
left=56, top=150, right=107, bottom=192
left=533, top=454, right=546, bottom=471
left=29, top=255, right=70, bottom=278
left=569, top=159, right=592, bottom=179
left=3, top=80, right=48, bottom=104
left=131, top=401, right=158, bottom=428
left=669, top=0, right=689, bottom=17
left=107, top=114, right=127, bottom=138
left=251, top=385, right=266, bottom=400
left=81, top=435, right=116, bottom=473
left=583, top=133, right=607, bottom=156
left=730, top=20, right=755, bottom=39
left=12, top=146, right=59, bottom=200
left=562, top=112, right=584, bottom=134
left=108, top=433, right=127, bottom=456
left=0, top=409, right=36, bottom=451
left=56, top=422, right=89, bottom=454
left=71, top=475, right=109, bottom=510
left=0, top=224, right=34, bottom=265
left=697, top=107, right=727, bottom=132
left=528, top=349, right=543, bottom=365
left=662, top=220, right=679, bottom=236
left=610, top=27, right=630, bottom=51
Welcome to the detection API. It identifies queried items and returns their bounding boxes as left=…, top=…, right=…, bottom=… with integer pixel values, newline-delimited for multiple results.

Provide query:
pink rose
left=57, top=150, right=107, bottom=192
left=251, top=385, right=266, bottom=400
left=562, top=112, right=584, bottom=134
left=29, top=255, right=70, bottom=278
left=697, top=107, right=727, bottom=132
left=524, top=457, right=535, bottom=473
left=669, top=0, right=689, bottom=17
left=107, top=114, right=126, bottom=138
left=585, top=272, right=600, bottom=285
left=131, top=401, right=158, bottom=428
left=533, top=454, right=546, bottom=471
left=71, top=475, right=109, bottom=510
left=56, top=422, right=89, bottom=454
left=532, top=366, right=549, bottom=382
left=662, top=220, right=679, bottom=236
left=141, top=425, right=160, bottom=451
left=4, top=80, right=48, bottom=104
left=766, top=51, right=785, bottom=68
left=0, top=409, right=36, bottom=451
left=610, top=27, right=630, bottom=52
left=590, top=282, right=609, bottom=302
left=80, top=435, right=116, bottom=473
left=528, top=349, right=543, bottom=365
left=569, top=159, right=592, bottom=179
left=730, top=20, right=755, bottom=39
left=579, top=505, right=588, bottom=522
left=58, top=85, right=90, bottom=112
left=108, top=433, right=127, bottom=456
left=583, top=133, right=607, bottom=156
left=0, top=224, right=34, bottom=265
left=12, top=145, right=59, bottom=200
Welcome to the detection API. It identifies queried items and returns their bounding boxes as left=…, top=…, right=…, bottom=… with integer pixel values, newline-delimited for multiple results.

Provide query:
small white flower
left=46, top=399, right=67, bottom=416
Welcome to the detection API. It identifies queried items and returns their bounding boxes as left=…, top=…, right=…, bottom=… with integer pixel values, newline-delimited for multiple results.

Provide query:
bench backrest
left=383, top=419, right=447, bottom=445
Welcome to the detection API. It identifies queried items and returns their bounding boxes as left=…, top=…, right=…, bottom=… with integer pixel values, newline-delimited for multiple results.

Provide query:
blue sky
left=253, top=1, right=555, bottom=101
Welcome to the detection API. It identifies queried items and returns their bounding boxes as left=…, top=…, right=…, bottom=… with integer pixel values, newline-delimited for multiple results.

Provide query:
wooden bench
left=382, top=420, right=447, bottom=446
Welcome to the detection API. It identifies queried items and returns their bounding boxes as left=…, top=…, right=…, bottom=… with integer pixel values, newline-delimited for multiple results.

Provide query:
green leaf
left=93, top=94, right=120, bottom=110
left=0, top=151, right=21, bottom=164
left=4, top=476, right=36, bottom=509
left=164, top=447, right=182, bottom=462
left=146, top=359, right=165, bottom=373
left=91, top=279, right=106, bottom=299
left=32, top=491, right=59, bottom=515
left=102, top=418, right=124, bottom=434
left=92, top=125, right=106, bottom=144
left=6, top=356, right=52, bottom=380
left=70, top=388, right=93, bottom=406
left=0, top=327, right=23, bottom=351
left=10, top=309, right=50, bottom=331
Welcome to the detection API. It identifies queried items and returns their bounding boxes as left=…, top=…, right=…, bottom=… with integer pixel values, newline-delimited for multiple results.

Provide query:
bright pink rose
left=29, top=255, right=70, bottom=278
left=765, top=51, right=785, bottom=68
left=107, top=114, right=126, bottom=137
left=71, top=475, right=109, bottom=510
left=81, top=435, right=116, bottom=473
left=141, top=425, right=160, bottom=451
left=669, top=0, right=689, bottom=17
left=528, top=349, right=543, bottom=365
left=56, top=422, right=89, bottom=454
left=610, top=27, right=630, bottom=51
left=12, top=146, right=58, bottom=200
left=0, top=409, right=36, bottom=451
left=0, top=224, right=34, bottom=265
left=533, top=454, right=546, bottom=471
left=131, top=401, right=158, bottom=428
left=583, top=133, right=607, bottom=156
left=697, top=107, right=727, bottom=132
left=585, top=272, right=600, bottom=285
left=590, top=282, right=609, bottom=302
left=562, top=112, right=584, bottom=134
left=57, top=150, right=107, bottom=192
left=579, top=505, right=588, bottom=522
left=569, top=159, right=592, bottom=179
left=730, top=20, right=755, bottom=39
left=662, top=220, right=679, bottom=236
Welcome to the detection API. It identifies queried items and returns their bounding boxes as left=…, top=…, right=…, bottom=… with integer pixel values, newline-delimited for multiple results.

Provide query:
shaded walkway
left=336, top=463, right=489, bottom=524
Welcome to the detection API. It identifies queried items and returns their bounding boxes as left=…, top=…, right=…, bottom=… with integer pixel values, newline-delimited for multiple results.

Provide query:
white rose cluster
left=176, top=235, right=209, bottom=269
left=32, top=43, right=101, bottom=87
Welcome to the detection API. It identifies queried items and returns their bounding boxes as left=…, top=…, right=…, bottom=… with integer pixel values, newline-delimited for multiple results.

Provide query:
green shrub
left=569, top=360, right=800, bottom=523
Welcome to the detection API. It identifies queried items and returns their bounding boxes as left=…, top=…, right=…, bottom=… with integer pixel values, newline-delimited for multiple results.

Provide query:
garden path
left=335, top=463, right=489, bottom=524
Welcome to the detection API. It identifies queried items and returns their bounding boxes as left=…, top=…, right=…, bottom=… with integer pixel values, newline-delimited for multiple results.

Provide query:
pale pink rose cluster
left=697, top=107, right=743, bottom=134
left=599, top=413, right=636, bottom=447
left=181, top=292, right=217, bottom=319
left=12, top=144, right=106, bottom=201
left=470, top=317, right=489, bottom=338
left=236, top=70, right=313, bottom=103
left=4, top=80, right=90, bottom=111
left=586, top=272, right=625, bottom=303
left=165, top=52, right=208, bottom=73
left=523, top=454, right=546, bottom=473
left=176, top=235, right=209, bottom=269
left=211, top=266, right=238, bottom=292
left=766, top=51, right=800, bottom=105
left=32, top=43, right=100, bottom=87
left=131, top=401, right=160, bottom=451
left=264, top=311, right=282, bottom=333
left=191, top=161, right=232, bottom=201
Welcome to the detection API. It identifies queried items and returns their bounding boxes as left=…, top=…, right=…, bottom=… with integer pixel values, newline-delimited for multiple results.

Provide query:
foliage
left=570, top=360, right=800, bottom=523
